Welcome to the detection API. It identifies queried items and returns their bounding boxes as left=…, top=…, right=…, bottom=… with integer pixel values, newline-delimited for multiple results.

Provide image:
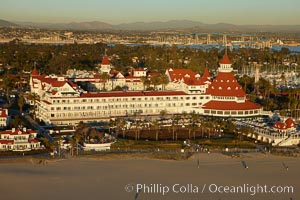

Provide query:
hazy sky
left=1, top=0, right=299, bottom=25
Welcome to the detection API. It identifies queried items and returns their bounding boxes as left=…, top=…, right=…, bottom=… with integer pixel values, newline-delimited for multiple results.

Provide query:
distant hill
left=54, top=21, right=113, bottom=30
left=0, top=19, right=18, bottom=27
left=116, top=21, right=300, bottom=32
left=16, top=20, right=113, bottom=30
left=3, top=18, right=300, bottom=32
left=115, top=20, right=205, bottom=30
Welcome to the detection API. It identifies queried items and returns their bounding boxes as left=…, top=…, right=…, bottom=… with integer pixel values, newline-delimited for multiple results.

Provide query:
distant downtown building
left=30, top=54, right=262, bottom=125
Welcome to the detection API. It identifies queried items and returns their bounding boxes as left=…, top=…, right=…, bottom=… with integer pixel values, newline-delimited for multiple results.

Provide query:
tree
left=27, top=92, right=39, bottom=120
left=152, top=120, right=160, bottom=141
left=18, top=95, right=25, bottom=113
left=159, top=110, right=167, bottom=120
left=100, top=72, right=110, bottom=90
left=115, top=118, right=127, bottom=138
left=1, top=73, right=15, bottom=102
left=172, top=114, right=180, bottom=140
left=150, top=75, right=161, bottom=90
left=141, top=76, right=151, bottom=90
left=159, top=74, right=169, bottom=90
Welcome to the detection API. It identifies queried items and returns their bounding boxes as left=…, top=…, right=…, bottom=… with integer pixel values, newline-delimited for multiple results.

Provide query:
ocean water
left=108, top=43, right=300, bottom=52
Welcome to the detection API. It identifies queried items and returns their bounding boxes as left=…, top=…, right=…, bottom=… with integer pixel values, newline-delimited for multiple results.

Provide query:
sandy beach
left=0, top=153, right=298, bottom=200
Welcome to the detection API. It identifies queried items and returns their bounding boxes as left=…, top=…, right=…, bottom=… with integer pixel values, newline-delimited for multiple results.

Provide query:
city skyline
left=0, top=0, right=299, bottom=25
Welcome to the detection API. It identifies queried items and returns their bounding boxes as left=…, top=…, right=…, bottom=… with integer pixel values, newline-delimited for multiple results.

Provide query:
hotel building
left=0, top=128, right=41, bottom=151
left=30, top=54, right=262, bottom=125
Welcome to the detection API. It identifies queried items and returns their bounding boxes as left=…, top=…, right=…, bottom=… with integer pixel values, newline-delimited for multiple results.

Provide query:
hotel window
left=224, top=111, right=230, bottom=115
left=204, top=110, right=210, bottom=114
left=186, top=97, right=190, bottom=100
left=217, top=111, right=223, bottom=115
left=238, top=111, right=243, bottom=115
left=186, top=103, right=190, bottom=106
left=211, top=110, right=216, bottom=114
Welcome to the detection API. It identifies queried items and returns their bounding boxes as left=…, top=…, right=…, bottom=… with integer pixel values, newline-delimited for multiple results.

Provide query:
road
left=23, top=113, right=54, bottom=142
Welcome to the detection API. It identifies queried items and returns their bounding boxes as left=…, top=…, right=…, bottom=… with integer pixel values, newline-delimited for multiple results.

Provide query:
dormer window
left=219, top=87, right=222, bottom=90
left=227, top=80, right=229, bottom=82
left=227, top=87, right=231, bottom=90
left=235, top=87, right=238, bottom=90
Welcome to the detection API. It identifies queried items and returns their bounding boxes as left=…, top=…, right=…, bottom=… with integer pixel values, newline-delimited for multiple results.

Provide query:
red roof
left=42, top=100, right=52, bottom=105
left=51, top=81, right=66, bottom=87
left=206, top=72, right=245, bottom=97
left=134, top=68, right=146, bottom=72
left=31, top=68, right=39, bottom=76
left=68, top=80, right=78, bottom=88
left=0, top=140, right=14, bottom=144
left=101, top=55, right=110, bottom=65
left=220, top=54, right=231, bottom=64
left=202, top=100, right=261, bottom=110
left=285, top=118, right=296, bottom=128
left=148, top=72, right=161, bottom=78
left=80, top=91, right=187, bottom=98
left=28, top=138, right=39, bottom=143
left=273, top=118, right=297, bottom=130
left=274, top=122, right=287, bottom=130
left=167, top=68, right=197, bottom=82
left=202, top=67, right=210, bottom=79
left=0, top=109, right=7, bottom=118
left=1, top=129, right=36, bottom=135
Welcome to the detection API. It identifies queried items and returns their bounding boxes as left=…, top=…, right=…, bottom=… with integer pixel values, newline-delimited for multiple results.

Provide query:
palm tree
left=150, top=76, right=161, bottom=90
left=18, top=94, right=25, bottom=113
left=27, top=92, right=39, bottom=120
left=152, top=120, right=160, bottom=141
left=159, top=110, right=167, bottom=120
left=115, top=118, right=127, bottom=138
left=159, top=74, right=169, bottom=90
left=100, top=72, right=110, bottom=90
left=172, top=114, right=180, bottom=140
left=189, top=112, right=199, bottom=140
left=141, top=76, right=151, bottom=90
